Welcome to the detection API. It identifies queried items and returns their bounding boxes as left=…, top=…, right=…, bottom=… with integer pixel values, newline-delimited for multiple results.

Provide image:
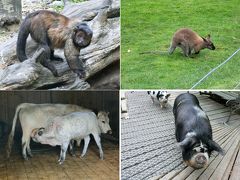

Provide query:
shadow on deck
left=121, top=91, right=240, bottom=180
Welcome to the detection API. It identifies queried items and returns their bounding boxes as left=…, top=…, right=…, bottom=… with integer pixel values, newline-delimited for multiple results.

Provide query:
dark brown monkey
left=16, top=10, right=93, bottom=78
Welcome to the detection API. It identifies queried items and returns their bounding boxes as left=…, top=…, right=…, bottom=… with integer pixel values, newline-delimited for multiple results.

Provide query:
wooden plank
left=121, top=99, right=127, bottom=113
left=121, top=91, right=126, bottom=100
left=171, top=167, right=194, bottom=180
left=210, top=136, right=239, bottom=180
left=159, top=169, right=182, bottom=180
left=213, top=92, right=238, bottom=100
left=222, top=140, right=239, bottom=180
left=187, top=128, right=239, bottom=180
left=121, top=113, right=129, bottom=120
left=230, top=146, right=240, bottom=180
left=199, top=131, right=239, bottom=180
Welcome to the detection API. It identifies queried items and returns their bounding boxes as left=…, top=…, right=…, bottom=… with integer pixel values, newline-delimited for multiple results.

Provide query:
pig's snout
left=186, top=153, right=209, bottom=169
left=196, top=155, right=207, bottom=164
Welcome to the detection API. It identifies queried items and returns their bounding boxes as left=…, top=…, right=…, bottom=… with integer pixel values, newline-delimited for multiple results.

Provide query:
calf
left=173, top=93, right=224, bottom=169
left=31, top=111, right=112, bottom=164
left=147, top=91, right=170, bottom=108
left=6, top=103, right=91, bottom=160
left=69, top=111, right=111, bottom=157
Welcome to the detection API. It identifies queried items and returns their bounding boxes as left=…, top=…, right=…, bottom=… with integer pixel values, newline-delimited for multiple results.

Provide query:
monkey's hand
left=64, top=39, right=86, bottom=79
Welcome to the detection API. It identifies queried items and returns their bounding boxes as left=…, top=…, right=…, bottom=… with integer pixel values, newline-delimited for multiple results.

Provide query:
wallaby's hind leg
left=169, top=41, right=177, bottom=54
left=179, top=42, right=191, bottom=57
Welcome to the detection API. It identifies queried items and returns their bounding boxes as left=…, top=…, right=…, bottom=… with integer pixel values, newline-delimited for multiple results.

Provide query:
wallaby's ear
left=202, top=37, right=207, bottom=42
left=206, top=34, right=211, bottom=39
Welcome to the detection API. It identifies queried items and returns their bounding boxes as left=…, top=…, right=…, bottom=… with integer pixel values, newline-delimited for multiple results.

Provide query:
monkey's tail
left=16, top=17, right=31, bottom=62
left=139, top=50, right=169, bottom=55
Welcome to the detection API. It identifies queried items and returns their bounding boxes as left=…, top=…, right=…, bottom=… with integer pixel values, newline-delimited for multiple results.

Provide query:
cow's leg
left=22, top=134, right=29, bottom=160
left=58, top=142, right=69, bottom=164
left=81, top=136, right=90, bottom=158
left=26, top=138, right=33, bottom=157
left=76, top=139, right=81, bottom=147
left=92, top=133, right=103, bottom=160
left=69, top=140, right=76, bottom=156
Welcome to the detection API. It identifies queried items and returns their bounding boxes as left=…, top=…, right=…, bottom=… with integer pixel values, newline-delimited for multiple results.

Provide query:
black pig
left=173, top=93, right=224, bottom=169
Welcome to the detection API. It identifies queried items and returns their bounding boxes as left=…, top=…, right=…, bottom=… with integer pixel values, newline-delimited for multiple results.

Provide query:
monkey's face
left=73, top=23, right=93, bottom=48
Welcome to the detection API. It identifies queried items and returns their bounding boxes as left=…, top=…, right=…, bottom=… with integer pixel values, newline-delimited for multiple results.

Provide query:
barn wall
left=0, top=91, right=119, bottom=138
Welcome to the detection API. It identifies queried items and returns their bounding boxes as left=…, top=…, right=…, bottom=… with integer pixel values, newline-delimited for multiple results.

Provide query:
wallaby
left=169, top=28, right=215, bottom=57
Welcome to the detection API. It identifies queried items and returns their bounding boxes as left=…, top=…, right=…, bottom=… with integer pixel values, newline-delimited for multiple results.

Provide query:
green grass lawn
left=121, top=0, right=240, bottom=89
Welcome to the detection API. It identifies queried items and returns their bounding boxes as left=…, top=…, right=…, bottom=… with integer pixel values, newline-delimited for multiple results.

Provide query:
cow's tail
left=6, top=103, right=27, bottom=159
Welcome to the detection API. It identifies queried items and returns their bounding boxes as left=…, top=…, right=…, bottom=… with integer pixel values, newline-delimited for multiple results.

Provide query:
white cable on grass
left=191, top=48, right=240, bottom=89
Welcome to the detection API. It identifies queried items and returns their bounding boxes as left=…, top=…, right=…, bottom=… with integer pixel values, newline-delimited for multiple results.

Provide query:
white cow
left=31, top=111, right=111, bottom=164
left=6, top=103, right=91, bottom=159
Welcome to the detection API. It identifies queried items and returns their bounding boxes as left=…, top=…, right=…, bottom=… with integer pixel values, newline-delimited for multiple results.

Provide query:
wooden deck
left=121, top=91, right=240, bottom=180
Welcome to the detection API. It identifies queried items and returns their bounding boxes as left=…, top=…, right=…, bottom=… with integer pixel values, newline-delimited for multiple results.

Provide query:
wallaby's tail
left=16, top=17, right=31, bottom=62
left=139, top=50, right=169, bottom=55
left=6, top=103, right=27, bottom=159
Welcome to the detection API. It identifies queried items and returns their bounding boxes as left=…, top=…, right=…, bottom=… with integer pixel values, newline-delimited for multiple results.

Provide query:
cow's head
left=97, top=111, right=112, bottom=134
left=31, top=127, right=45, bottom=143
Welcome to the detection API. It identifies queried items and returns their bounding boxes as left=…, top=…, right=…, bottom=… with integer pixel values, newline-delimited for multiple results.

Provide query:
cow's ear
left=97, top=112, right=100, bottom=117
left=107, top=112, right=110, bottom=115
left=208, top=140, right=224, bottom=155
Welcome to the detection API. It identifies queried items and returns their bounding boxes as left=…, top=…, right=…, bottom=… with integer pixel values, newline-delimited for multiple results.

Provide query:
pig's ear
left=166, top=94, right=171, bottom=98
left=208, top=139, right=224, bottom=155
left=178, top=137, right=193, bottom=150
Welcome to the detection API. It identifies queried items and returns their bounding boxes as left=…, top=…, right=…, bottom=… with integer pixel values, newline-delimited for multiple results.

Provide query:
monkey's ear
left=73, top=26, right=79, bottom=33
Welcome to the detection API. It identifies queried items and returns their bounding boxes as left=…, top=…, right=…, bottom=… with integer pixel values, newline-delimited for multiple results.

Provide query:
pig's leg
left=150, top=96, right=154, bottom=104
left=69, top=140, right=76, bottom=156
left=58, top=143, right=69, bottom=164
left=81, top=136, right=90, bottom=158
left=92, top=133, right=103, bottom=160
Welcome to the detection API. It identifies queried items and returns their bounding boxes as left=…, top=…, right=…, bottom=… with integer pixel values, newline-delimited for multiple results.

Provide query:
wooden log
left=0, top=0, right=120, bottom=90
left=0, top=0, right=21, bottom=27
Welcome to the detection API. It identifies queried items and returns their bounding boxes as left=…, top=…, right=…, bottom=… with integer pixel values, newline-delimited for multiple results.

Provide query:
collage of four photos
left=0, top=0, right=239, bottom=179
